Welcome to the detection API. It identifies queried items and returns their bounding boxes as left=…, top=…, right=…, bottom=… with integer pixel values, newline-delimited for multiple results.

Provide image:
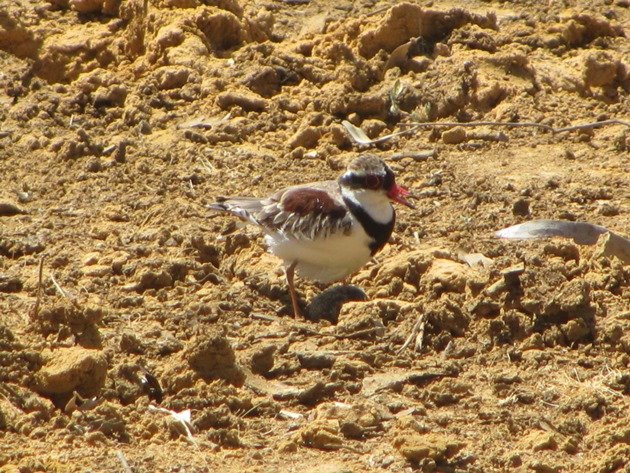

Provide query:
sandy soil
left=1, top=0, right=629, bottom=472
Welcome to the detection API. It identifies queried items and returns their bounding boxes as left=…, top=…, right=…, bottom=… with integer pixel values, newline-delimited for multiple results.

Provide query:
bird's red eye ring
left=365, top=175, right=381, bottom=190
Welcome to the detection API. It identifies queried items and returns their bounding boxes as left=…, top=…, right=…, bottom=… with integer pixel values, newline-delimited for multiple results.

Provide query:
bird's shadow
left=301, top=284, right=368, bottom=324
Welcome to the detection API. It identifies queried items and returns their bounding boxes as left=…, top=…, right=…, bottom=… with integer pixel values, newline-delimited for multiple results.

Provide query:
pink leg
left=286, top=261, right=304, bottom=319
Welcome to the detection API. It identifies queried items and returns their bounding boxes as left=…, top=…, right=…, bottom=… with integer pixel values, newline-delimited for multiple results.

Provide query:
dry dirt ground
left=1, top=0, right=629, bottom=472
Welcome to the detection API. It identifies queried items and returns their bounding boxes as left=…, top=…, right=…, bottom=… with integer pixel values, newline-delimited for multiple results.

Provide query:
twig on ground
left=554, top=119, right=630, bottom=133
left=50, top=273, right=81, bottom=309
left=334, top=326, right=384, bottom=340
left=347, top=117, right=629, bottom=146
left=115, top=450, right=133, bottom=473
left=397, top=313, right=427, bottom=354
left=250, top=312, right=280, bottom=322
left=343, top=120, right=421, bottom=145
left=390, top=150, right=437, bottom=161
left=50, top=273, right=69, bottom=299
left=396, top=118, right=630, bottom=134
left=31, top=256, right=45, bottom=319
left=278, top=410, right=304, bottom=420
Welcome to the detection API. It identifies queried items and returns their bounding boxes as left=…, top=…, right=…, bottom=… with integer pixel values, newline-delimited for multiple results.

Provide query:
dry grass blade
left=342, top=120, right=372, bottom=144
left=148, top=405, right=197, bottom=445
left=31, top=256, right=45, bottom=319
left=554, top=119, right=630, bottom=133
left=50, top=273, right=82, bottom=309
left=115, top=450, right=133, bottom=473
left=397, top=313, right=427, bottom=354
left=343, top=116, right=629, bottom=147
left=390, top=150, right=436, bottom=161
left=557, top=367, right=625, bottom=400
left=398, top=118, right=630, bottom=133
left=342, top=120, right=421, bottom=145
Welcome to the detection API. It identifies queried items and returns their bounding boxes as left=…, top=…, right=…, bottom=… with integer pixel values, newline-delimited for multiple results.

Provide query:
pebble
left=296, top=352, right=336, bottom=370
left=393, top=432, right=463, bottom=462
left=69, top=0, right=103, bottom=13
left=216, top=91, right=268, bottom=112
left=424, top=258, right=471, bottom=293
left=0, top=202, right=25, bottom=217
left=36, top=347, right=107, bottom=397
left=0, top=275, right=22, bottom=293
left=442, top=126, right=467, bottom=144
left=287, top=126, right=321, bottom=149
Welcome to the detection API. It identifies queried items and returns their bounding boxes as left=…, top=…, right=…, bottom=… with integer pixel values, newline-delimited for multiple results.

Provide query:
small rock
left=300, top=420, right=343, bottom=450
left=512, top=198, right=530, bottom=216
left=582, top=51, right=620, bottom=87
left=185, top=332, right=244, bottom=385
left=156, top=331, right=184, bottom=355
left=425, top=259, right=471, bottom=293
left=528, top=460, right=560, bottom=473
left=0, top=202, right=25, bottom=217
left=442, top=127, right=467, bottom=144
left=69, top=0, right=103, bottom=12
left=242, top=66, right=280, bottom=97
left=361, top=119, right=387, bottom=139
left=597, top=202, right=619, bottom=216
left=522, top=430, right=558, bottom=452
left=85, top=158, right=103, bottom=172
left=133, top=269, right=173, bottom=292
left=138, top=120, right=152, bottom=135
left=306, top=285, right=367, bottom=323
left=287, top=126, right=321, bottom=149
left=563, top=319, right=591, bottom=343
left=36, top=347, right=107, bottom=397
left=273, top=381, right=340, bottom=405
left=296, top=352, right=336, bottom=370
left=119, top=332, right=144, bottom=354
left=329, top=123, right=351, bottom=148
left=0, top=275, right=22, bottom=293
left=81, top=265, right=111, bottom=277
left=153, top=66, right=192, bottom=90
left=216, top=91, right=267, bottom=112
left=250, top=345, right=276, bottom=375
left=393, top=432, right=464, bottom=462
left=434, top=43, right=450, bottom=56
left=93, top=84, right=127, bottom=107
left=82, top=252, right=101, bottom=266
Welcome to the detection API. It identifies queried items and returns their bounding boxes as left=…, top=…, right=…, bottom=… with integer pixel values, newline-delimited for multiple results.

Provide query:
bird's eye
left=365, top=175, right=381, bottom=190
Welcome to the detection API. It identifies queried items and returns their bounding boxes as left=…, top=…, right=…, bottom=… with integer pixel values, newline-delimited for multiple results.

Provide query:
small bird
left=209, top=154, right=414, bottom=318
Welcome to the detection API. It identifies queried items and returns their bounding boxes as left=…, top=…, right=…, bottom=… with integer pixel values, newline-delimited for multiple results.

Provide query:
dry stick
left=50, top=273, right=69, bottom=298
left=390, top=150, right=436, bottom=161
left=115, top=450, right=133, bottom=473
left=335, top=326, right=383, bottom=340
left=414, top=316, right=427, bottom=352
left=50, top=273, right=81, bottom=309
left=31, top=256, right=45, bottom=319
left=397, top=118, right=630, bottom=134
left=397, top=313, right=427, bottom=355
left=553, top=119, right=630, bottom=133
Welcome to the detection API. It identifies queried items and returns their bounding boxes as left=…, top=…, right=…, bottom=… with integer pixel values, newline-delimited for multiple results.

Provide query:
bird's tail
left=208, top=197, right=264, bottom=226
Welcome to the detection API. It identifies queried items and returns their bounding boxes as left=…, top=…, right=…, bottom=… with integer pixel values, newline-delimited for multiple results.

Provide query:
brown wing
left=258, top=181, right=352, bottom=240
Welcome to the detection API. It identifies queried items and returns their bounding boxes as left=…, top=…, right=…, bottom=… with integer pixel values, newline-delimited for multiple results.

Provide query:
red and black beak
left=388, top=184, right=415, bottom=209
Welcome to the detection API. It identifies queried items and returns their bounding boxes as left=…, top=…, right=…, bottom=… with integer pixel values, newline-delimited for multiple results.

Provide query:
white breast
left=264, top=215, right=373, bottom=283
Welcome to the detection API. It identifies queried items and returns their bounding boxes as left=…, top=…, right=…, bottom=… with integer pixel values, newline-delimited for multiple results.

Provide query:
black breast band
left=342, top=196, right=395, bottom=255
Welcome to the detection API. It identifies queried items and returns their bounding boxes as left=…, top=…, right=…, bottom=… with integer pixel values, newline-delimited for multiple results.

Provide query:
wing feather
left=209, top=181, right=352, bottom=240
